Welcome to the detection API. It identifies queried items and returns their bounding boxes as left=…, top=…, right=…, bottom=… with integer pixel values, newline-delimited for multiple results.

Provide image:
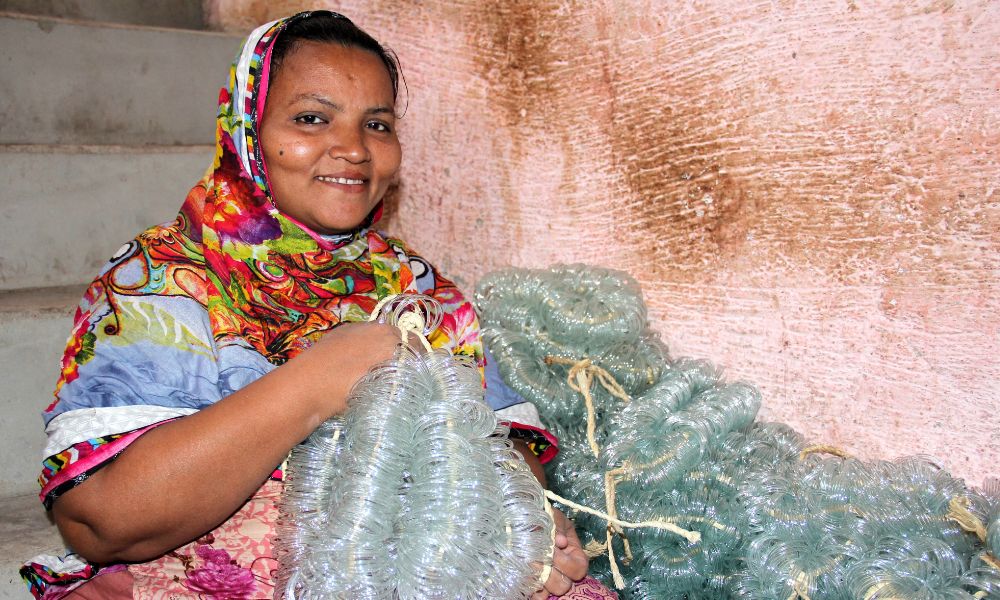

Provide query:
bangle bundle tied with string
left=476, top=264, right=1000, bottom=599
left=274, top=294, right=554, bottom=599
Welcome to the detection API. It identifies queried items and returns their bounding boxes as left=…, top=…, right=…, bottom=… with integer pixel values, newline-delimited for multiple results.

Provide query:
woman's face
left=259, top=41, right=401, bottom=235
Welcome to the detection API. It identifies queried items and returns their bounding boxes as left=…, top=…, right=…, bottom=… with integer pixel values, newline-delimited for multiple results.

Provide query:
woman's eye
left=367, top=120, right=392, bottom=133
left=294, top=114, right=325, bottom=125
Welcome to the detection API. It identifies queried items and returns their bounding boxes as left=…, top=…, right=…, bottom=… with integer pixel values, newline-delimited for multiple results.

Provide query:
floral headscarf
left=189, top=11, right=482, bottom=362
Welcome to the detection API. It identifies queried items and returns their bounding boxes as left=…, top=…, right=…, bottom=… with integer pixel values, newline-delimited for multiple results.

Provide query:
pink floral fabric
left=127, top=481, right=281, bottom=599
left=126, top=479, right=617, bottom=599
left=60, top=478, right=617, bottom=599
left=552, top=577, right=619, bottom=599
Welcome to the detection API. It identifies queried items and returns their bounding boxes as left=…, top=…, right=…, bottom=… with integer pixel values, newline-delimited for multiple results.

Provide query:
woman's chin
left=285, top=208, right=373, bottom=236
left=310, top=218, right=370, bottom=236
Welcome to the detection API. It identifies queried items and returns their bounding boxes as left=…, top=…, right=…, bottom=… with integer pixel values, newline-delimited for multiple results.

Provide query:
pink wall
left=207, top=1, right=1000, bottom=485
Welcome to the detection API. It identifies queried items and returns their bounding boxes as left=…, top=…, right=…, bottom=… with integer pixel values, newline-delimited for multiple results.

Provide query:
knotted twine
left=789, top=453, right=1000, bottom=599
left=799, top=445, right=852, bottom=461
left=544, top=356, right=702, bottom=590
left=544, top=357, right=631, bottom=458
left=946, top=496, right=1000, bottom=572
left=369, top=294, right=436, bottom=351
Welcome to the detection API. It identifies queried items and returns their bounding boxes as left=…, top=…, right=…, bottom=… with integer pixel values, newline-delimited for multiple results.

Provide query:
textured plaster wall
left=207, top=1, right=999, bottom=485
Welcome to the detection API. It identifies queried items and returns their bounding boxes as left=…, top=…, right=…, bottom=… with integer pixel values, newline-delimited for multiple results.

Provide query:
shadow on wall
left=206, top=0, right=1000, bottom=486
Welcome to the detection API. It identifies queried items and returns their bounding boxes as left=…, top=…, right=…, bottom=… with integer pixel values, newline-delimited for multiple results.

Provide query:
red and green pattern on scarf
left=184, top=11, right=481, bottom=364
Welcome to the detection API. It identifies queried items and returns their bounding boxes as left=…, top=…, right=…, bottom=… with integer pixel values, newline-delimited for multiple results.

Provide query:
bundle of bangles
left=276, top=266, right=1000, bottom=599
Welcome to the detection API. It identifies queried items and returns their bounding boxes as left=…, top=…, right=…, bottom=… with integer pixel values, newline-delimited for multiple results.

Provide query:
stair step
left=0, top=144, right=214, bottom=291
left=0, top=12, right=242, bottom=145
left=0, top=493, right=65, bottom=599
left=0, top=285, right=83, bottom=499
left=0, top=1, right=204, bottom=30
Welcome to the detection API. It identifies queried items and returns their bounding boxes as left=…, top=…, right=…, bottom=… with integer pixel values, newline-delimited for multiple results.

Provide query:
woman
left=21, top=10, right=616, bottom=600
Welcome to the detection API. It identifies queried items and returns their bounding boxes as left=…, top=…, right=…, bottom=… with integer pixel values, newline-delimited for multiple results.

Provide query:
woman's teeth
left=317, top=176, right=365, bottom=185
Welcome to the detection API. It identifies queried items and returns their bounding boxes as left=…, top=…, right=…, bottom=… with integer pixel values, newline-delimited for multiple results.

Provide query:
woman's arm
left=513, top=440, right=589, bottom=599
left=51, top=322, right=401, bottom=564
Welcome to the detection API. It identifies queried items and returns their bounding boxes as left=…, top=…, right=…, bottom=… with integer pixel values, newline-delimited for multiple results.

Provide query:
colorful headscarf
left=38, top=10, right=482, bottom=510
left=190, top=11, right=481, bottom=362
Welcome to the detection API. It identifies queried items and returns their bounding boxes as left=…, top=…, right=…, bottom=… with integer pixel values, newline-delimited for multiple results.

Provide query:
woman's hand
left=532, top=508, right=589, bottom=599
left=288, top=320, right=419, bottom=424
left=510, top=439, right=590, bottom=598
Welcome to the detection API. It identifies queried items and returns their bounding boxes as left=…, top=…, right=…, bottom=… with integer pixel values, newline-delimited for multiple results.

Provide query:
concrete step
left=1, top=287, right=75, bottom=597
left=0, top=285, right=82, bottom=499
left=0, top=12, right=242, bottom=145
left=0, top=144, right=214, bottom=291
left=0, top=493, right=65, bottom=599
left=0, top=0, right=204, bottom=30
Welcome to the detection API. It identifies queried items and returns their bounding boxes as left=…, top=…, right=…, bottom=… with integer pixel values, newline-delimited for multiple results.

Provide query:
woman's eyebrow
left=290, top=93, right=394, bottom=116
left=291, top=93, right=341, bottom=110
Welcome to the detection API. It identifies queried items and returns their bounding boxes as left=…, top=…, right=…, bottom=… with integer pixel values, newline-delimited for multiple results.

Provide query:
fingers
left=541, top=564, right=573, bottom=597
left=293, top=322, right=403, bottom=419
left=532, top=546, right=575, bottom=598
left=539, top=525, right=587, bottom=596
left=403, top=329, right=430, bottom=354
left=554, top=531, right=569, bottom=548
left=549, top=509, right=590, bottom=583
left=551, top=544, right=589, bottom=585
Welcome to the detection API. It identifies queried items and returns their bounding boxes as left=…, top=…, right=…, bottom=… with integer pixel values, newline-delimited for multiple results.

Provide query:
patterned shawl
left=38, top=11, right=482, bottom=510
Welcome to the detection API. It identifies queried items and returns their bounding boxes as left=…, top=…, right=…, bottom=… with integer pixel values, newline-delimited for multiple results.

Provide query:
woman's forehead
left=271, top=42, right=393, bottom=94
left=264, top=46, right=394, bottom=115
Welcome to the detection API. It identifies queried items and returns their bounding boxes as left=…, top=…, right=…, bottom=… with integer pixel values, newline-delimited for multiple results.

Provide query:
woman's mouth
left=316, top=176, right=367, bottom=185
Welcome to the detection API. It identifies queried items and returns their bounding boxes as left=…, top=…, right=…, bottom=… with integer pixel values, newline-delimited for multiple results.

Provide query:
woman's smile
left=259, top=41, right=401, bottom=235
left=315, top=170, right=369, bottom=192
left=316, top=174, right=366, bottom=186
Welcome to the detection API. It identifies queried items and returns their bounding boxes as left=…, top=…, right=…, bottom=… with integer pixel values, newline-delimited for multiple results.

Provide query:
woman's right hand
left=292, top=321, right=404, bottom=421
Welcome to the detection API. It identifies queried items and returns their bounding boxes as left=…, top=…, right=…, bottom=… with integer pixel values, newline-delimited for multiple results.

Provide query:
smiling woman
left=259, top=41, right=402, bottom=234
left=19, top=10, right=612, bottom=600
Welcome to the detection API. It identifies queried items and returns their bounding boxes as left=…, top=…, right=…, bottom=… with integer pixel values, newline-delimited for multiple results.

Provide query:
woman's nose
left=327, top=126, right=370, bottom=163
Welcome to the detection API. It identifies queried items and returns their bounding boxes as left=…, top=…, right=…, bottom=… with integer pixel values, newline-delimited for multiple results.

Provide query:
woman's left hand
left=532, top=507, right=589, bottom=599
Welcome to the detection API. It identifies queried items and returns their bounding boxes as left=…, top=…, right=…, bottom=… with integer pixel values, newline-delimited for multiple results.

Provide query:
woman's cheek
left=285, top=138, right=317, bottom=165
left=380, top=141, right=403, bottom=179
